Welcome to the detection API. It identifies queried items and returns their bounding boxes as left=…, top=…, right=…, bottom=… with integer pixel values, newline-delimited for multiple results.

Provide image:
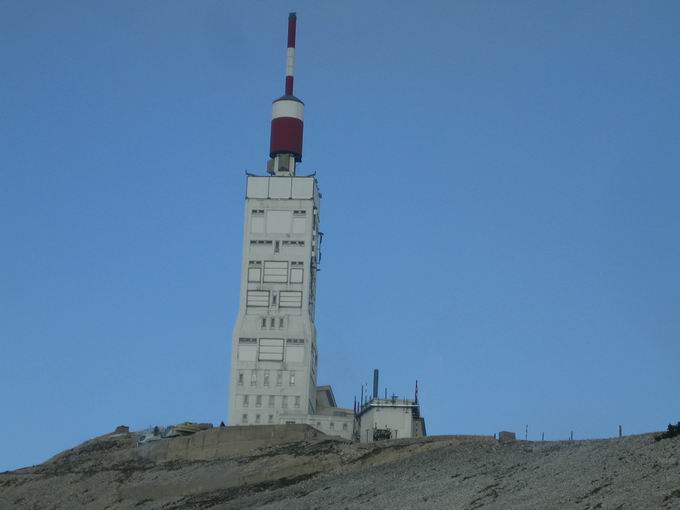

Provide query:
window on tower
left=243, top=395, right=249, bottom=407
left=237, top=339, right=257, bottom=361
left=250, top=372, right=257, bottom=386
left=263, top=261, right=288, bottom=283
left=264, top=370, right=270, bottom=386
left=285, top=338, right=305, bottom=363
left=250, top=210, right=265, bottom=233
left=248, top=267, right=262, bottom=283
left=293, top=211, right=306, bottom=234
left=289, top=371, right=296, bottom=386
left=242, top=414, right=248, bottom=424
left=247, top=290, right=270, bottom=308
left=258, top=338, right=284, bottom=361
left=290, top=267, right=303, bottom=284
left=279, top=291, right=302, bottom=308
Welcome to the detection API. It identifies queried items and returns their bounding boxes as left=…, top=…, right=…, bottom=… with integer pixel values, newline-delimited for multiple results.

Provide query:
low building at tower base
left=357, top=397, right=426, bottom=443
left=280, top=385, right=355, bottom=440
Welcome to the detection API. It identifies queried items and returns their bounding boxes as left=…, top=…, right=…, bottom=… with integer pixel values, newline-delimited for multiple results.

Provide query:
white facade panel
left=269, top=177, right=292, bottom=198
left=247, top=176, right=314, bottom=199
left=246, top=177, right=269, bottom=198
left=286, top=345, right=305, bottom=363
left=250, top=215, right=265, bottom=233
left=291, top=178, right=314, bottom=198
left=290, top=267, right=303, bottom=283
left=292, top=216, right=306, bottom=234
left=249, top=243, right=273, bottom=258
left=266, top=210, right=292, bottom=233
left=237, top=344, right=257, bottom=361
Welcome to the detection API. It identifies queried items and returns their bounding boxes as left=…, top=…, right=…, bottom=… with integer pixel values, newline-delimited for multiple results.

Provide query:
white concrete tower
left=228, top=13, right=321, bottom=427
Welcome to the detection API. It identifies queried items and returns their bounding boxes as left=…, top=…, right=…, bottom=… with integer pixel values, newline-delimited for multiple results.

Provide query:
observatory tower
left=228, top=14, right=354, bottom=437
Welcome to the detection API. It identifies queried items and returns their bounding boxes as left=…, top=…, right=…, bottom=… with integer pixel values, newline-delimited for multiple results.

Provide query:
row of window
left=261, top=316, right=285, bottom=329
left=250, top=209, right=307, bottom=218
left=250, top=209, right=307, bottom=235
left=237, top=369, right=296, bottom=387
left=249, top=240, right=305, bottom=253
left=247, top=290, right=302, bottom=309
left=237, top=338, right=305, bottom=363
left=317, top=421, right=348, bottom=431
left=249, top=208, right=312, bottom=217
left=249, top=260, right=303, bottom=267
left=248, top=260, right=304, bottom=285
left=241, top=394, right=301, bottom=409
left=239, top=414, right=349, bottom=432
left=242, top=413, right=275, bottom=424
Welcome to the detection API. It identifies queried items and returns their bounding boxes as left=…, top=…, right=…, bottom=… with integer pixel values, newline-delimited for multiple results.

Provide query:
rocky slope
left=1, top=428, right=679, bottom=509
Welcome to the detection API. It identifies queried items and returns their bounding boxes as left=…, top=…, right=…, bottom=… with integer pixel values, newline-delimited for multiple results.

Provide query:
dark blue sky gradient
left=2, top=1, right=679, bottom=471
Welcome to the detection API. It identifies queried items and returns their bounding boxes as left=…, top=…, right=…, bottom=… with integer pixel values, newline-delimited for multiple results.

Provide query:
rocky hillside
left=1, top=427, right=679, bottom=509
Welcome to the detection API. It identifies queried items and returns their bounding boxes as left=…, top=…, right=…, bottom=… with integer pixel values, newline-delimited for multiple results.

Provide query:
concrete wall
left=281, top=413, right=355, bottom=440
left=413, top=417, right=426, bottom=438
left=136, top=424, right=325, bottom=463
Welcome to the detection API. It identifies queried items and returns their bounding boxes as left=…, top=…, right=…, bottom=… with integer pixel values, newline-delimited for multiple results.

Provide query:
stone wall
left=136, top=424, right=326, bottom=462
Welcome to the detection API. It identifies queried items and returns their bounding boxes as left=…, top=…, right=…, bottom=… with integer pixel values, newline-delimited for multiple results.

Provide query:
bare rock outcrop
left=1, top=427, right=679, bottom=509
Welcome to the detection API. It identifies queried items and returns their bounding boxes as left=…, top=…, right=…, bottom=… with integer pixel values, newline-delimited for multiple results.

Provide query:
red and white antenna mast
left=268, top=13, right=304, bottom=175
left=285, top=12, right=297, bottom=96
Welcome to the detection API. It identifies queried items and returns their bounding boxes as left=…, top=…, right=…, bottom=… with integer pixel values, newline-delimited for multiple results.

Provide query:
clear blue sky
left=2, top=0, right=679, bottom=471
